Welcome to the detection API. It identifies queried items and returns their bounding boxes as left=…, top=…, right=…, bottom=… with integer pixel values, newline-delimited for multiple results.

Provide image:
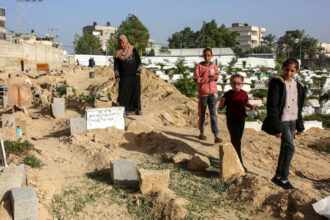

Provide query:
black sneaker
left=271, top=176, right=281, bottom=186
left=281, top=181, right=296, bottom=190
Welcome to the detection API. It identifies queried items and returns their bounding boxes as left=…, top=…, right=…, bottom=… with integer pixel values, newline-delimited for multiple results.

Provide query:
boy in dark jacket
left=262, top=58, right=307, bottom=189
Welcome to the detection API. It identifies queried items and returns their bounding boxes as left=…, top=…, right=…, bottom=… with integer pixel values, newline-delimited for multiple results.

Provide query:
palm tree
left=302, top=37, right=319, bottom=59
left=277, top=34, right=295, bottom=56
left=263, top=34, right=277, bottom=50
left=292, top=29, right=306, bottom=59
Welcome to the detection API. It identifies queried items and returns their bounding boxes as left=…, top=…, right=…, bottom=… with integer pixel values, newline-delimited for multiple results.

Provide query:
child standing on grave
left=219, top=74, right=254, bottom=172
left=262, top=58, right=307, bottom=189
left=193, top=48, right=222, bottom=143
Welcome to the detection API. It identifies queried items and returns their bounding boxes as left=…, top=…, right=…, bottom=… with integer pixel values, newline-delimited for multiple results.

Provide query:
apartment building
left=83, top=22, right=118, bottom=51
left=228, top=23, right=266, bottom=49
left=0, top=7, right=6, bottom=40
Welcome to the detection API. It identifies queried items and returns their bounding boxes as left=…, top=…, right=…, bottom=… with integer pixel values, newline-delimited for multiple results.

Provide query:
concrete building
left=83, top=22, right=118, bottom=51
left=228, top=23, right=266, bottom=49
left=6, top=33, right=61, bottom=47
left=0, top=7, right=6, bottom=40
left=154, top=47, right=234, bottom=57
left=319, top=42, right=330, bottom=57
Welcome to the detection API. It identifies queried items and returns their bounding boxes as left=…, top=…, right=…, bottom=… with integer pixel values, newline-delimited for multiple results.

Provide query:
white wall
left=74, top=54, right=112, bottom=66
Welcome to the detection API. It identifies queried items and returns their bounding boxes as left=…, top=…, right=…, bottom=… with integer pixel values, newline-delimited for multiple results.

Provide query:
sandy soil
left=0, top=65, right=329, bottom=219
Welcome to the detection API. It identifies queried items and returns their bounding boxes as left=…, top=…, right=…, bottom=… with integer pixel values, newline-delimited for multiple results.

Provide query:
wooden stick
left=0, top=133, right=7, bottom=167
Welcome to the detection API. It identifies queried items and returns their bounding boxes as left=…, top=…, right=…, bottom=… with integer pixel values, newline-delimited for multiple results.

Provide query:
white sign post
left=0, top=133, right=7, bottom=167
left=86, top=107, right=126, bottom=130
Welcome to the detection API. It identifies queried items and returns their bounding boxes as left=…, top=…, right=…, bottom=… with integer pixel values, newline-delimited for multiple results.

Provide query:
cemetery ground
left=0, top=65, right=329, bottom=219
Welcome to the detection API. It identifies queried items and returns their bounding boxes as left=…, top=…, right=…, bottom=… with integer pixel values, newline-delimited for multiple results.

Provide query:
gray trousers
left=275, top=120, right=296, bottom=180
left=198, top=94, right=219, bottom=135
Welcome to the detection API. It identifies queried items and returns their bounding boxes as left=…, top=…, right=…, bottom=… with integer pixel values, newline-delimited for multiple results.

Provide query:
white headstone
left=86, top=107, right=125, bottom=130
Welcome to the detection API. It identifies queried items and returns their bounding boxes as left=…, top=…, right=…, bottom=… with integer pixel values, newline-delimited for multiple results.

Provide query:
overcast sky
left=2, top=0, right=330, bottom=54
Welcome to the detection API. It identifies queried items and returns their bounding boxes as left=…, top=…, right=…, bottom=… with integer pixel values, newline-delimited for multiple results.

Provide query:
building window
left=0, top=33, right=6, bottom=40
left=0, top=21, right=5, bottom=27
left=0, top=9, right=5, bottom=16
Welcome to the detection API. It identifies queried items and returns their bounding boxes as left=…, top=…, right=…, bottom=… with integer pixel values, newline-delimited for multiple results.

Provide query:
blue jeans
left=275, top=120, right=296, bottom=181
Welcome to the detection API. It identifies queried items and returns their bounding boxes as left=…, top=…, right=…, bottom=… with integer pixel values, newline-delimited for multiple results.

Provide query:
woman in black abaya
left=114, top=35, right=142, bottom=115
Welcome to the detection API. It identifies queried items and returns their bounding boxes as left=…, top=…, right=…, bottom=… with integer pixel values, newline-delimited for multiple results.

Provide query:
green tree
left=167, top=20, right=237, bottom=49
left=278, top=33, right=295, bottom=56
left=302, top=36, right=319, bottom=59
left=263, top=33, right=277, bottom=49
left=172, top=59, right=197, bottom=97
left=227, top=56, right=238, bottom=73
left=116, top=14, right=150, bottom=55
left=168, top=27, right=198, bottom=48
left=106, top=37, right=117, bottom=55
left=159, top=46, right=171, bottom=55
left=275, top=51, right=287, bottom=72
left=74, top=30, right=102, bottom=55
left=252, top=45, right=273, bottom=54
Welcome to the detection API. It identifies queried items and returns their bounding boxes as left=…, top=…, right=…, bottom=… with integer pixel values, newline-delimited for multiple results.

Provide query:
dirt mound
left=150, top=189, right=188, bottom=219
left=230, top=174, right=323, bottom=219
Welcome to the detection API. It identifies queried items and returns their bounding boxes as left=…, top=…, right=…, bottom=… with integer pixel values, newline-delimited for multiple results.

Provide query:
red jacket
left=193, top=62, right=219, bottom=97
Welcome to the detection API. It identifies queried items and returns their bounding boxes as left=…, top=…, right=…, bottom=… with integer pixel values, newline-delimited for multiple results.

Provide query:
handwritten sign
left=86, top=107, right=125, bottom=130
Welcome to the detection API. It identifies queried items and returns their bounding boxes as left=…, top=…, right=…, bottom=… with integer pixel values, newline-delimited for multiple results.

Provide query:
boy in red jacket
left=193, top=48, right=222, bottom=143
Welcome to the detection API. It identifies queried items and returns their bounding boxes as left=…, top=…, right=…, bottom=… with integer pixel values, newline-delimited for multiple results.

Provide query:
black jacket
left=262, top=75, right=307, bottom=135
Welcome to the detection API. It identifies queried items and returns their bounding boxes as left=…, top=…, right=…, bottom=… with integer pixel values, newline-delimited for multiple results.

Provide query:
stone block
left=302, top=106, right=315, bottom=117
left=248, top=100, right=263, bottom=107
left=172, top=152, right=192, bottom=164
left=138, top=169, right=170, bottom=194
left=316, top=107, right=330, bottom=115
left=0, top=164, right=23, bottom=201
left=53, top=97, right=65, bottom=103
left=70, top=117, right=87, bottom=135
left=110, top=159, right=138, bottom=188
left=187, top=153, right=210, bottom=171
left=16, top=165, right=27, bottom=186
left=94, top=99, right=111, bottom=108
left=304, top=121, right=323, bottom=130
left=40, top=94, right=49, bottom=105
left=56, top=82, right=65, bottom=88
left=245, top=121, right=262, bottom=131
left=307, top=99, right=320, bottom=108
left=2, top=96, right=8, bottom=108
left=1, top=114, right=15, bottom=128
left=51, top=101, right=66, bottom=118
left=10, top=187, right=38, bottom=220
left=219, top=143, right=245, bottom=181
left=66, top=87, right=73, bottom=95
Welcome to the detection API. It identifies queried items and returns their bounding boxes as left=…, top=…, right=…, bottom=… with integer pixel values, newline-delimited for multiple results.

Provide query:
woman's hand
left=116, top=77, right=120, bottom=82
left=275, top=133, right=282, bottom=138
left=136, top=73, right=140, bottom=76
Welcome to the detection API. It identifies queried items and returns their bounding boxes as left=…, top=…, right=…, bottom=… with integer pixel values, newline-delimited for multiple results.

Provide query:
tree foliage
left=116, top=14, right=150, bottom=55
left=168, top=20, right=237, bottom=49
left=263, top=34, right=277, bottom=48
left=159, top=46, right=171, bottom=55
left=252, top=45, right=273, bottom=54
left=172, top=58, right=197, bottom=98
left=277, top=29, right=321, bottom=59
left=107, top=37, right=117, bottom=55
left=74, top=30, right=102, bottom=55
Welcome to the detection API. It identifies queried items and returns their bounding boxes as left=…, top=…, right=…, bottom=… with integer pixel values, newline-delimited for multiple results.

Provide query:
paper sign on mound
left=86, top=107, right=125, bottom=130
left=219, top=143, right=245, bottom=181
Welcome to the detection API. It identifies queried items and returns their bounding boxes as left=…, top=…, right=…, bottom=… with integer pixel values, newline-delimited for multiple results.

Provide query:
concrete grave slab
left=304, top=121, right=323, bottom=130
left=1, top=114, right=15, bottom=128
left=10, top=187, right=38, bottom=220
left=70, top=117, right=87, bottom=135
left=0, top=164, right=23, bottom=201
left=51, top=101, right=66, bottom=118
left=110, top=159, right=138, bottom=188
